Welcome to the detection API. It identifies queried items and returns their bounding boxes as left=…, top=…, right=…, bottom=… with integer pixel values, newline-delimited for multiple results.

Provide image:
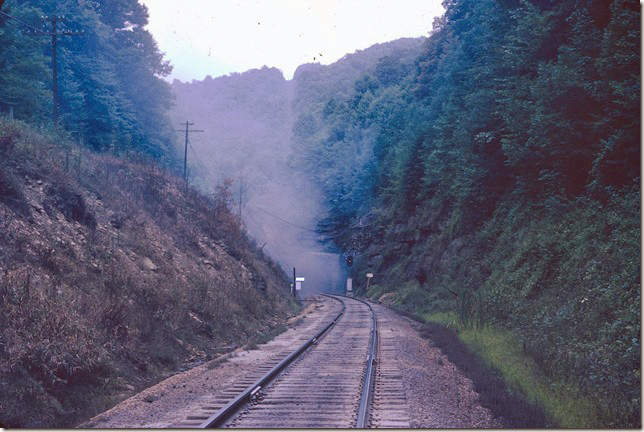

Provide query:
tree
left=0, top=1, right=51, bottom=121
left=2, top=0, right=176, bottom=161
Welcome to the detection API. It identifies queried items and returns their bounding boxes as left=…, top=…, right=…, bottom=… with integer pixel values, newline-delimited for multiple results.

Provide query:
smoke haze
left=171, top=67, right=345, bottom=295
left=169, top=39, right=426, bottom=295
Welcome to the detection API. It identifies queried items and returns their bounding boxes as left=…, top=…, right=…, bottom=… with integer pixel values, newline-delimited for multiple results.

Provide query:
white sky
left=140, top=0, right=445, bottom=82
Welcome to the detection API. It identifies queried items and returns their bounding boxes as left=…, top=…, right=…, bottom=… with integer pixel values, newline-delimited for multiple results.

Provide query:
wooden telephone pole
left=176, top=121, right=204, bottom=182
left=27, top=16, right=84, bottom=125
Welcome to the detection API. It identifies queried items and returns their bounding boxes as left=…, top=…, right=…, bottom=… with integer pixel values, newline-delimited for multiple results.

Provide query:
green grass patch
left=422, top=311, right=456, bottom=327
left=366, top=283, right=387, bottom=300
left=422, top=312, right=599, bottom=428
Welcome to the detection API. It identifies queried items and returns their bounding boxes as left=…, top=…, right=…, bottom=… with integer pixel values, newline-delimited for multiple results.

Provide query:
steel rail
left=352, top=297, right=378, bottom=428
left=322, top=294, right=379, bottom=428
left=198, top=296, right=346, bottom=428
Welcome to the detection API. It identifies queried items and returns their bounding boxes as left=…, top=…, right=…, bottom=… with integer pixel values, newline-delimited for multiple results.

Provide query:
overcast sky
left=140, top=0, right=445, bottom=82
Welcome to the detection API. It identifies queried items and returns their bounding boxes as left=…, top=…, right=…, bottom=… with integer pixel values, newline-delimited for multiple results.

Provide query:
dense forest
left=0, top=0, right=640, bottom=428
left=0, top=0, right=177, bottom=162
left=292, top=0, right=640, bottom=427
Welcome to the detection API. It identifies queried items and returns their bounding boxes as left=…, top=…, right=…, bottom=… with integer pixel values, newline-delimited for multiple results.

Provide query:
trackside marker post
left=366, top=272, right=373, bottom=292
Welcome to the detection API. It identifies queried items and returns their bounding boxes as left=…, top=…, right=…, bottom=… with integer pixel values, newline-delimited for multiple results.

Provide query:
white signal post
left=365, top=273, right=374, bottom=292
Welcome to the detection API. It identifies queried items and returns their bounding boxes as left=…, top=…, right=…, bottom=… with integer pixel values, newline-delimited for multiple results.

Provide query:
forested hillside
left=1, top=0, right=176, bottom=161
left=169, top=38, right=425, bottom=294
left=293, top=0, right=640, bottom=427
left=0, top=0, right=297, bottom=427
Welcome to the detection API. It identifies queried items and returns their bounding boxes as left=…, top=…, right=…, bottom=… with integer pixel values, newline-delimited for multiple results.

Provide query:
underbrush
left=475, top=193, right=640, bottom=427
left=423, top=312, right=597, bottom=428
left=417, top=315, right=551, bottom=428
left=0, top=120, right=296, bottom=427
left=351, top=190, right=639, bottom=427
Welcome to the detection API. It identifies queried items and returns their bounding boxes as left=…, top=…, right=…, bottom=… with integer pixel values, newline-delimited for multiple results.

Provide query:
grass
left=414, top=312, right=549, bottom=428
left=423, top=311, right=599, bottom=428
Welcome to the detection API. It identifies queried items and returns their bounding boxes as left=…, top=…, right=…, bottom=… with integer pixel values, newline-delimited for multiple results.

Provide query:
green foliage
left=0, top=2, right=51, bottom=121
left=298, top=0, right=640, bottom=427
left=291, top=38, right=425, bottom=221
left=365, top=283, right=387, bottom=301
left=479, top=192, right=640, bottom=426
left=0, top=0, right=176, bottom=161
left=423, top=313, right=599, bottom=428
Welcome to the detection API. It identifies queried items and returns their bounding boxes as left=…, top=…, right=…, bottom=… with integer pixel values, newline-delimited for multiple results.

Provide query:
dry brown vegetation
left=0, top=119, right=296, bottom=428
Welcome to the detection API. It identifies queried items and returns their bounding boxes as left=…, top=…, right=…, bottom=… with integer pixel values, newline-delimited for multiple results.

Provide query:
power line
left=192, top=132, right=223, bottom=187
left=175, top=121, right=204, bottom=182
left=246, top=208, right=272, bottom=246
left=187, top=139, right=216, bottom=185
left=0, top=20, right=48, bottom=62
left=0, top=10, right=47, bottom=34
left=60, top=46, right=85, bottom=71
left=246, top=207, right=288, bottom=266
left=250, top=205, right=318, bottom=233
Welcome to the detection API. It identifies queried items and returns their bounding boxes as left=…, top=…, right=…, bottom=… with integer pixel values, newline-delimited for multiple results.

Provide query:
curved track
left=176, top=295, right=379, bottom=428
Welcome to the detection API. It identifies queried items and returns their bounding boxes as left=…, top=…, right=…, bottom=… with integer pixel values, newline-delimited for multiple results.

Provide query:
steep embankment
left=170, top=67, right=340, bottom=293
left=168, top=39, right=425, bottom=294
left=291, top=0, right=640, bottom=428
left=0, top=120, right=296, bottom=428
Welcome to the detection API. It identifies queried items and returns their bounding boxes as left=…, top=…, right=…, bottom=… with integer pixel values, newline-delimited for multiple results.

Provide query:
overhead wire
left=182, top=132, right=312, bottom=262
left=0, top=20, right=48, bottom=60
left=250, top=205, right=318, bottom=233
left=59, top=46, right=87, bottom=74
left=190, top=132, right=223, bottom=188
left=245, top=206, right=289, bottom=266
left=0, top=10, right=47, bottom=34
left=187, top=139, right=215, bottom=184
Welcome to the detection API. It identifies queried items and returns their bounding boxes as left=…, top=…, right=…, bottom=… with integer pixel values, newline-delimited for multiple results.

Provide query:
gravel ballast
left=83, top=296, right=500, bottom=428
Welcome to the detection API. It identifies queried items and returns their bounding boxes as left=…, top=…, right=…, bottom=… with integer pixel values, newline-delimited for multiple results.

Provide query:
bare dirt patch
left=82, top=295, right=337, bottom=428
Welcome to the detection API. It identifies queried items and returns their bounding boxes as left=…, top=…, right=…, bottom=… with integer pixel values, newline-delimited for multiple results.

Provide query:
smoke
left=171, top=67, right=344, bottom=294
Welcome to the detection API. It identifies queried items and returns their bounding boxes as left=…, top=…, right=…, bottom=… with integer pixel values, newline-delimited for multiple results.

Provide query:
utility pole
left=28, top=16, right=84, bottom=125
left=293, top=267, right=296, bottom=298
left=176, top=121, right=203, bottom=182
left=238, top=170, right=244, bottom=220
left=26, top=16, right=84, bottom=125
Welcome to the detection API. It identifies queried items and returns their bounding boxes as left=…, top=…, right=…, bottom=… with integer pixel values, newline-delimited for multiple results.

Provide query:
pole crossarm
left=21, top=15, right=84, bottom=124
left=176, top=121, right=204, bottom=182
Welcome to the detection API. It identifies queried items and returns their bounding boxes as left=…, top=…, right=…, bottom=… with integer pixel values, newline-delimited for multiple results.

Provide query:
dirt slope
left=0, top=120, right=296, bottom=428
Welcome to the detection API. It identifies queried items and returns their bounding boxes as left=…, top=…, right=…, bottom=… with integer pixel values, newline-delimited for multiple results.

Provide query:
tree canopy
left=293, top=0, right=640, bottom=426
left=0, top=0, right=176, bottom=161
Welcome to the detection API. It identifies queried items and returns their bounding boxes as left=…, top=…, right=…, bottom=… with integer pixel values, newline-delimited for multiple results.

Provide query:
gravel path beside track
left=83, top=296, right=500, bottom=428
left=81, top=297, right=336, bottom=428
left=371, top=303, right=500, bottom=428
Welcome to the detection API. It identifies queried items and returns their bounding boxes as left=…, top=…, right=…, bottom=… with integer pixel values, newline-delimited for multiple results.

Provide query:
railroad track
left=175, top=294, right=396, bottom=428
